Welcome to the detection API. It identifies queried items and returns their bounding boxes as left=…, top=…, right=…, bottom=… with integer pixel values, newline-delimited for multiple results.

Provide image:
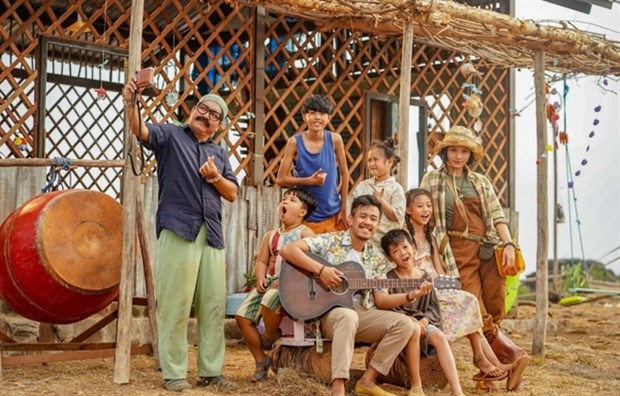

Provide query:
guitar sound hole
left=330, top=277, right=349, bottom=295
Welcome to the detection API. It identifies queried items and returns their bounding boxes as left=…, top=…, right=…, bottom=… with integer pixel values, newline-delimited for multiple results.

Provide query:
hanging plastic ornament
left=568, top=181, right=574, bottom=188
left=589, top=131, right=595, bottom=138
left=581, top=159, right=588, bottom=166
left=545, top=144, right=553, bottom=152
left=95, top=86, right=107, bottom=100
left=473, top=119, right=483, bottom=132
left=559, top=132, right=569, bottom=144
left=594, top=105, right=601, bottom=112
left=535, top=159, right=542, bottom=165
left=575, top=170, right=581, bottom=176
left=166, top=90, right=179, bottom=106
left=593, top=119, right=599, bottom=126
left=464, top=92, right=483, bottom=118
left=459, top=62, right=482, bottom=79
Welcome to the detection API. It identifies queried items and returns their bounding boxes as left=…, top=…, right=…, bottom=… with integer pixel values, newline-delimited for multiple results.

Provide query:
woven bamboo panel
left=0, top=0, right=511, bottom=206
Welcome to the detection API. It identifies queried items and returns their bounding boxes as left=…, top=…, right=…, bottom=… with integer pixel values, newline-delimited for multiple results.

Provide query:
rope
left=561, top=78, right=587, bottom=292
left=41, top=157, right=73, bottom=192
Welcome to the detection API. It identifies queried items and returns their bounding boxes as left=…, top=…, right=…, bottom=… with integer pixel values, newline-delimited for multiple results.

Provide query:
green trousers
left=155, top=226, right=227, bottom=380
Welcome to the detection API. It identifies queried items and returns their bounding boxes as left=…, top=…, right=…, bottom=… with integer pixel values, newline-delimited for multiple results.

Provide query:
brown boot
left=489, top=331, right=525, bottom=365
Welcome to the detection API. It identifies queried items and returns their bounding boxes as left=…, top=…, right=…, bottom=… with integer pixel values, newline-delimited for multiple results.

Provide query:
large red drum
left=0, top=189, right=122, bottom=324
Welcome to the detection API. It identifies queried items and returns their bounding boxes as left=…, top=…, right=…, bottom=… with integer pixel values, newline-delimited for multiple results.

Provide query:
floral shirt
left=420, top=165, right=508, bottom=277
left=303, top=231, right=393, bottom=309
left=350, top=176, right=406, bottom=246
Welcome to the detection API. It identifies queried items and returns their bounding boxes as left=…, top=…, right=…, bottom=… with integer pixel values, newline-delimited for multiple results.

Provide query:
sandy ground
left=1, top=299, right=619, bottom=396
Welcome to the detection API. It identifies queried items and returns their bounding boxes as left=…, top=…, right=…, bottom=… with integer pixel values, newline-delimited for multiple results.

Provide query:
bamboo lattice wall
left=0, top=0, right=513, bottom=206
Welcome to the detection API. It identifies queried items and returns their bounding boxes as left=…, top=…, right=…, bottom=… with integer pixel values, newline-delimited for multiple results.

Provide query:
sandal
left=196, top=375, right=237, bottom=390
left=472, top=355, right=508, bottom=381
left=260, top=328, right=282, bottom=350
left=506, top=353, right=530, bottom=391
left=251, top=354, right=273, bottom=383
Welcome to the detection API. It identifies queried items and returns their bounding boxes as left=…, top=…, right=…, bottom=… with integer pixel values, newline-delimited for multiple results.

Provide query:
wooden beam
left=252, top=6, right=267, bottom=185
left=0, top=159, right=125, bottom=168
left=532, top=49, right=548, bottom=357
left=2, top=345, right=152, bottom=367
left=136, top=193, right=160, bottom=368
left=114, top=0, right=144, bottom=385
left=397, top=22, right=414, bottom=187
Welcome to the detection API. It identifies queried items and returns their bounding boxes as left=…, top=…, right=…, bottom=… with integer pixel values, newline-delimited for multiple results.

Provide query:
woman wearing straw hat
left=420, top=126, right=529, bottom=391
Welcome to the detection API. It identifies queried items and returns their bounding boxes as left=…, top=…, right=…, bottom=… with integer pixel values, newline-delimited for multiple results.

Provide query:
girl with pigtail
left=405, top=188, right=517, bottom=388
left=350, top=138, right=406, bottom=246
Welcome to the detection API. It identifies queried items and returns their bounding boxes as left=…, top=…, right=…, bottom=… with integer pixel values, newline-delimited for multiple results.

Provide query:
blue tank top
left=294, top=132, right=341, bottom=222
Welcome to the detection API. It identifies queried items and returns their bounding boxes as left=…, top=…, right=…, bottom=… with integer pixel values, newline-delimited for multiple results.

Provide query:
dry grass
left=1, top=299, right=619, bottom=395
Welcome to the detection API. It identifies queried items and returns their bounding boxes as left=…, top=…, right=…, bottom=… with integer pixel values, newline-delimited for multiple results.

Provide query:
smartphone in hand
left=136, top=67, right=154, bottom=89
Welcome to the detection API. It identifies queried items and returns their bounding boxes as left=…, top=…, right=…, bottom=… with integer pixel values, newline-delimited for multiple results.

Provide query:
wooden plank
left=532, top=50, right=548, bottom=357
left=0, top=159, right=125, bottom=168
left=136, top=194, right=160, bottom=368
left=113, top=0, right=145, bottom=385
left=2, top=345, right=152, bottom=367
left=70, top=309, right=118, bottom=343
left=1, top=343, right=116, bottom=352
left=398, top=21, right=414, bottom=187
left=252, top=6, right=266, bottom=186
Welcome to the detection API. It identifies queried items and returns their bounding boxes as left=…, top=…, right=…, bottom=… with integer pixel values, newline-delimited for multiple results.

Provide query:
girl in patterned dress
left=405, top=188, right=510, bottom=383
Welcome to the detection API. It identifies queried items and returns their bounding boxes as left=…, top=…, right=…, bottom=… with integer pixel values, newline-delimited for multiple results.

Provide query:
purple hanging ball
left=594, top=105, right=601, bottom=112
left=586, top=145, right=590, bottom=151
left=568, top=181, right=574, bottom=188
left=603, top=79, right=608, bottom=86
left=589, top=131, right=595, bottom=138
left=593, top=119, right=599, bottom=125
left=581, top=159, right=588, bottom=166
left=575, top=170, right=581, bottom=176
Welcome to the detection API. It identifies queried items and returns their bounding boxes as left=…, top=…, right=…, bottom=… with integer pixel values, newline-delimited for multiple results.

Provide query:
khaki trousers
left=156, top=226, right=227, bottom=380
left=320, top=303, right=414, bottom=381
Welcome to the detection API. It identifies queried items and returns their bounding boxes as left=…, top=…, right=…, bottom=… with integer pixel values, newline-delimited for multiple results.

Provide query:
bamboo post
left=113, top=0, right=145, bottom=384
left=397, top=21, right=414, bottom=187
left=532, top=50, right=548, bottom=356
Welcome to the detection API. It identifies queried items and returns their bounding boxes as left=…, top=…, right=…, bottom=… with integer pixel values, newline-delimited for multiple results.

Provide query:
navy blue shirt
left=143, top=123, right=238, bottom=249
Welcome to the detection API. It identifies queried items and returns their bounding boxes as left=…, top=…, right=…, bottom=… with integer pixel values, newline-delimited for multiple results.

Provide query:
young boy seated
left=235, top=187, right=317, bottom=382
left=380, top=229, right=465, bottom=396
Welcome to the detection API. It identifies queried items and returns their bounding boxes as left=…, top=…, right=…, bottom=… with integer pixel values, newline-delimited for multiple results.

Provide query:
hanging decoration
left=537, top=83, right=563, bottom=165
left=165, top=33, right=180, bottom=106
left=12, top=131, right=28, bottom=152
left=572, top=105, right=602, bottom=178
left=459, top=60, right=484, bottom=133
left=94, top=0, right=109, bottom=101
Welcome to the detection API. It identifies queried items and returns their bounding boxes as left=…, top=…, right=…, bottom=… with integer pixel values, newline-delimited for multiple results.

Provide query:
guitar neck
left=348, top=277, right=424, bottom=291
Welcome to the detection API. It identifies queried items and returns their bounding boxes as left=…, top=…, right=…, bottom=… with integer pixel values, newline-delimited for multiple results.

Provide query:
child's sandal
left=251, top=354, right=273, bottom=383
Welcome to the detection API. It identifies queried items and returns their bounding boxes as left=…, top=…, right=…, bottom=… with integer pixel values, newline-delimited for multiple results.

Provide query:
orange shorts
left=304, top=214, right=346, bottom=234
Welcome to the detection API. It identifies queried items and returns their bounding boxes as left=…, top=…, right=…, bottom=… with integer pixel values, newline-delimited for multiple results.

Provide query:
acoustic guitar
left=279, top=252, right=461, bottom=320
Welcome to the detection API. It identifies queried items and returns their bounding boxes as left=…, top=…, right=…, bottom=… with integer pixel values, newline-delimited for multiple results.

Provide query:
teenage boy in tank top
left=276, top=95, right=349, bottom=234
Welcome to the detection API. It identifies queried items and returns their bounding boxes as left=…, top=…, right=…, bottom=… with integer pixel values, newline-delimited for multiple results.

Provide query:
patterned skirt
left=435, top=288, right=483, bottom=342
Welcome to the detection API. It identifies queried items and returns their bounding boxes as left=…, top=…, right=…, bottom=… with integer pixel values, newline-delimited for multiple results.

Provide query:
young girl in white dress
left=350, top=138, right=406, bottom=246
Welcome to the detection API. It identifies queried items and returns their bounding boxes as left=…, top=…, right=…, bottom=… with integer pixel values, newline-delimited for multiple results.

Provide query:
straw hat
left=432, top=126, right=483, bottom=160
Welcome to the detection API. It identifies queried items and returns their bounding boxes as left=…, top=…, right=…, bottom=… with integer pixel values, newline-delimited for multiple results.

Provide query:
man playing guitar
left=280, top=195, right=433, bottom=396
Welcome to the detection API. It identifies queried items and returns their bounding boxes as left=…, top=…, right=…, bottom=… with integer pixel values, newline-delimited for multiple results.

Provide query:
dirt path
left=1, top=300, right=619, bottom=395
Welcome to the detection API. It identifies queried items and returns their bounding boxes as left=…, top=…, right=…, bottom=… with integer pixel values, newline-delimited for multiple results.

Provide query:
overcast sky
left=514, top=1, right=620, bottom=276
